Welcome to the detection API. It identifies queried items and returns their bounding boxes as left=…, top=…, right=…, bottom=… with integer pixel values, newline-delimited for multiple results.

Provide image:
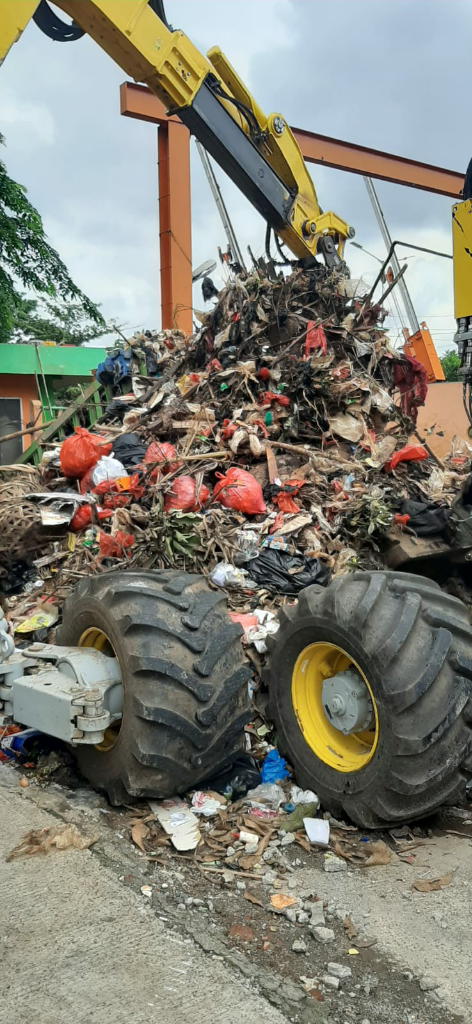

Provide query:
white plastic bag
left=91, top=455, right=126, bottom=486
left=210, top=561, right=249, bottom=587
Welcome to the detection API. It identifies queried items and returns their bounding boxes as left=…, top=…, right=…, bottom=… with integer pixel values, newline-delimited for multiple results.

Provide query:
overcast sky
left=1, top=0, right=470, bottom=353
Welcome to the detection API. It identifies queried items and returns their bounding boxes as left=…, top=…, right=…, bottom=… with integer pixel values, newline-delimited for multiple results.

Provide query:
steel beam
left=120, top=82, right=463, bottom=198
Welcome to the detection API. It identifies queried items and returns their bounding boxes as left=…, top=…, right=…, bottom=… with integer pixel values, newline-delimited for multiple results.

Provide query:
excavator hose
left=32, top=0, right=85, bottom=41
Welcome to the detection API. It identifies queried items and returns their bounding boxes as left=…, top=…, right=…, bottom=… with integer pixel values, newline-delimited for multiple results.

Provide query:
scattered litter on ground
left=260, top=749, right=289, bottom=783
left=304, top=817, right=330, bottom=846
left=150, top=798, right=201, bottom=851
left=411, top=872, right=453, bottom=892
left=6, top=823, right=97, bottom=860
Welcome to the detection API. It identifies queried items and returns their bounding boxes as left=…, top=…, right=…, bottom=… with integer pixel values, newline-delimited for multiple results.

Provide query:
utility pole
left=363, top=176, right=420, bottom=335
left=195, top=140, right=246, bottom=271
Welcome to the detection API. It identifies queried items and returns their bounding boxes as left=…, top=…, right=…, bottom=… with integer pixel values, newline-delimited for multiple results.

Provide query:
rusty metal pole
left=120, top=84, right=192, bottom=334
left=157, top=118, right=192, bottom=333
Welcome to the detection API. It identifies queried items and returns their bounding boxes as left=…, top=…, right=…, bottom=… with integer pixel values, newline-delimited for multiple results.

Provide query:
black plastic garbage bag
left=204, top=754, right=261, bottom=800
left=102, top=399, right=131, bottom=423
left=112, top=432, right=147, bottom=468
left=448, top=505, right=472, bottom=548
left=400, top=499, right=450, bottom=536
left=247, top=548, right=330, bottom=595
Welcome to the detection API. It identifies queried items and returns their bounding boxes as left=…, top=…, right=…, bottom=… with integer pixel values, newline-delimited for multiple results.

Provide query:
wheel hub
left=322, top=668, right=374, bottom=735
left=291, top=641, right=379, bottom=772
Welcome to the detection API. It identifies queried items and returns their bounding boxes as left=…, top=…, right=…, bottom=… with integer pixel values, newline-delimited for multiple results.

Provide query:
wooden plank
left=16, top=379, right=104, bottom=464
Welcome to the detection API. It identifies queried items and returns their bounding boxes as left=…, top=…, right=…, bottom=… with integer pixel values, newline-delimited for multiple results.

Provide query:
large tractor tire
left=57, top=570, right=252, bottom=804
left=267, top=571, right=472, bottom=828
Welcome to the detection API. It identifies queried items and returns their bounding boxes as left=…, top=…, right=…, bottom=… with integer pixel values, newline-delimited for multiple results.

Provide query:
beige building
left=416, top=381, right=470, bottom=458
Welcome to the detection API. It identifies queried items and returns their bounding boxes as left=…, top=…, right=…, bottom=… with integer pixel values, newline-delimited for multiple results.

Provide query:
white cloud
left=1, top=89, right=56, bottom=149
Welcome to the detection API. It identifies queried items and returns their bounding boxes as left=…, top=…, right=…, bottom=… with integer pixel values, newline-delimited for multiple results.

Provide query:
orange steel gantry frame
left=120, top=82, right=463, bottom=334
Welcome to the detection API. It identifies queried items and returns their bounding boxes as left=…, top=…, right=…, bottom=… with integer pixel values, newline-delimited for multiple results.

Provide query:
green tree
left=0, top=133, right=105, bottom=344
left=440, top=348, right=461, bottom=382
left=10, top=295, right=110, bottom=346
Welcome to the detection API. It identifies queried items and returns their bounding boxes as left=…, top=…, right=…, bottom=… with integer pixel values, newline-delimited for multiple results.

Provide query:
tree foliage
left=440, top=348, right=460, bottom=382
left=0, top=133, right=105, bottom=344
left=10, top=295, right=110, bottom=346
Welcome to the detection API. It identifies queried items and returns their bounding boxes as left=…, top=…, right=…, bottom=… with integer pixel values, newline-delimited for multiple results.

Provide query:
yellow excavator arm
left=0, top=0, right=354, bottom=267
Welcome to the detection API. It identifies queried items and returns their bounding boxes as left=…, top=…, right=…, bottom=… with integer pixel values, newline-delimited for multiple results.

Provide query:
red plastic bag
left=393, top=513, right=410, bottom=526
left=258, top=391, right=290, bottom=408
left=102, top=493, right=132, bottom=510
left=70, top=504, right=112, bottom=532
left=304, top=321, right=327, bottom=358
left=60, top=427, right=111, bottom=478
left=221, top=420, right=238, bottom=440
left=98, top=530, right=134, bottom=559
left=273, top=479, right=305, bottom=514
left=213, top=467, right=266, bottom=515
left=79, top=464, right=98, bottom=494
left=384, top=444, right=428, bottom=472
left=144, top=441, right=182, bottom=478
left=92, top=472, right=144, bottom=501
left=164, top=476, right=210, bottom=513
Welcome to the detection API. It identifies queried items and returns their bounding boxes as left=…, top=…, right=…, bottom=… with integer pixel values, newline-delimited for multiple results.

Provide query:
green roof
left=0, top=343, right=107, bottom=377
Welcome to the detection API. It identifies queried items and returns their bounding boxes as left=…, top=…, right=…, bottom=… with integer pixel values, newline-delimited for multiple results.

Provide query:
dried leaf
left=295, top=833, right=311, bottom=853
left=131, top=821, right=149, bottom=853
left=332, top=837, right=355, bottom=861
left=244, top=891, right=264, bottom=907
left=411, top=872, right=453, bottom=892
left=343, top=915, right=358, bottom=939
left=362, top=840, right=391, bottom=867
left=355, top=936, right=377, bottom=948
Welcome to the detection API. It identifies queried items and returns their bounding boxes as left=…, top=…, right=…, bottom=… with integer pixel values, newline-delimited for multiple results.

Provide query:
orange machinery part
left=403, top=323, right=445, bottom=383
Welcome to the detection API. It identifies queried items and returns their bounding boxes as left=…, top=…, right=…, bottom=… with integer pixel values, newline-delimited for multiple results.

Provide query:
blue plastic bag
left=260, top=748, right=289, bottom=783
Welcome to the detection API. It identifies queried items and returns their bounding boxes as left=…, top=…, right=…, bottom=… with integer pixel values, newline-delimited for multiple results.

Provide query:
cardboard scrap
left=149, top=797, right=201, bottom=851
left=361, top=839, right=392, bottom=867
left=304, top=817, right=330, bottom=846
left=270, top=893, right=298, bottom=911
left=343, top=915, right=358, bottom=939
left=411, top=872, right=453, bottom=892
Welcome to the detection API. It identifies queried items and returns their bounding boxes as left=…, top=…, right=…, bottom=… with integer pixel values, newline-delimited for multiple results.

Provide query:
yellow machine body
left=453, top=198, right=472, bottom=320
left=0, top=0, right=351, bottom=264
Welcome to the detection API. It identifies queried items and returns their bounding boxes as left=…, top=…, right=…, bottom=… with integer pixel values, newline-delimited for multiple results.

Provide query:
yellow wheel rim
left=78, top=628, right=121, bottom=753
left=291, top=642, right=378, bottom=772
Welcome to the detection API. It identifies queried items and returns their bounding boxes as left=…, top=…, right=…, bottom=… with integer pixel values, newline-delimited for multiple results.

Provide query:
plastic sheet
left=384, top=444, right=428, bottom=472
left=98, top=530, right=134, bottom=558
left=260, top=749, right=289, bottom=783
left=69, top=504, right=112, bottom=532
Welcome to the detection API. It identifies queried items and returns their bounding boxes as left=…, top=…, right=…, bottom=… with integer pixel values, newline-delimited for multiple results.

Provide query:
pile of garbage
left=1, top=264, right=472, bottom=641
